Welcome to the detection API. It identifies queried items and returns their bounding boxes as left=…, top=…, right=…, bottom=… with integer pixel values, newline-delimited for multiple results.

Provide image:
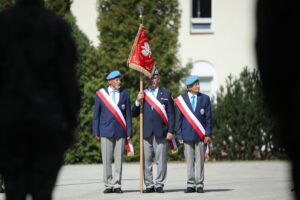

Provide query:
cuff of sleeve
left=135, top=101, right=140, bottom=107
left=93, top=132, right=99, bottom=136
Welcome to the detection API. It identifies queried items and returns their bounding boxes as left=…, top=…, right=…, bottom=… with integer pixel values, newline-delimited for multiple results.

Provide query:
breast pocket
left=160, top=97, right=168, bottom=104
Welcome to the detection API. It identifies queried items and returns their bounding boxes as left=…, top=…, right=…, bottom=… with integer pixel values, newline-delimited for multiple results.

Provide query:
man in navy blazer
left=132, top=69, right=175, bottom=193
left=92, top=70, right=132, bottom=193
left=176, top=75, right=212, bottom=193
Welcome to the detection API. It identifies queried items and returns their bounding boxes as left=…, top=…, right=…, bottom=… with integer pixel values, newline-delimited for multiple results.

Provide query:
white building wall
left=178, top=0, right=257, bottom=93
left=71, top=0, right=99, bottom=47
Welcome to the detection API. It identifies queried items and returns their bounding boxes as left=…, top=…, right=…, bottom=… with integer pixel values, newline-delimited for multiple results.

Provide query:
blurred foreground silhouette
left=0, top=0, right=80, bottom=199
left=256, top=1, right=300, bottom=199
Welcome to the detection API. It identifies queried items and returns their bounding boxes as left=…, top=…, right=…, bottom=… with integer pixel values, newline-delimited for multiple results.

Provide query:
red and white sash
left=168, top=138, right=177, bottom=151
left=125, top=139, right=134, bottom=156
left=144, top=90, right=177, bottom=151
left=174, top=95, right=206, bottom=141
left=205, top=144, right=210, bottom=155
left=96, top=88, right=134, bottom=154
left=144, top=90, right=169, bottom=127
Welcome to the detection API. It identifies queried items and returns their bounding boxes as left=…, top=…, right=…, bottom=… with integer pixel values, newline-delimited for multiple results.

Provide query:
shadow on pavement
left=205, top=189, right=234, bottom=192
left=56, top=182, right=101, bottom=187
left=165, top=189, right=185, bottom=192
left=123, top=190, right=142, bottom=193
left=123, top=188, right=234, bottom=193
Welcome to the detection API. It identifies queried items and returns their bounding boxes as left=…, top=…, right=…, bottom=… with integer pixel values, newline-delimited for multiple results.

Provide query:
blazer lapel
left=104, top=87, right=109, bottom=94
left=105, top=87, right=123, bottom=105
left=156, top=88, right=163, bottom=101
left=182, top=93, right=194, bottom=112
left=195, top=93, right=201, bottom=112
left=118, top=88, right=124, bottom=106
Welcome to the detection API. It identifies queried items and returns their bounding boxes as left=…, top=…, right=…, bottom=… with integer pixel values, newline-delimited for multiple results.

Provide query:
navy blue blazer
left=92, top=87, right=132, bottom=138
left=132, top=88, right=175, bottom=138
left=176, top=92, right=212, bottom=141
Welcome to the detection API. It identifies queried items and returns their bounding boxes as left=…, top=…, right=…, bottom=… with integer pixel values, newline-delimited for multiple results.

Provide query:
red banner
left=127, top=24, right=155, bottom=77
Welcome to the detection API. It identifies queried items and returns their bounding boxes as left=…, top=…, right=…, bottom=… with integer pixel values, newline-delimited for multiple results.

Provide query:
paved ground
left=0, top=161, right=294, bottom=200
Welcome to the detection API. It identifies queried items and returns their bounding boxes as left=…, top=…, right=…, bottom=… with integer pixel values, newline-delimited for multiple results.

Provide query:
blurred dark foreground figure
left=0, top=0, right=80, bottom=199
left=256, top=1, right=300, bottom=199
left=0, top=174, right=4, bottom=193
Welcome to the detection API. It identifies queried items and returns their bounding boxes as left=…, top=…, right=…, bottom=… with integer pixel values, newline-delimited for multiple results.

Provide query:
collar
left=148, top=87, right=159, bottom=93
left=108, top=86, right=119, bottom=93
left=188, top=92, right=197, bottom=99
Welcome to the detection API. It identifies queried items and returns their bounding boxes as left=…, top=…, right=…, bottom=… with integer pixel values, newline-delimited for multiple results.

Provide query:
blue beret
left=152, top=69, right=159, bottom=76
left=106, top=70, right=121, bottom=80
left=185, top=75, right=199, bottom=86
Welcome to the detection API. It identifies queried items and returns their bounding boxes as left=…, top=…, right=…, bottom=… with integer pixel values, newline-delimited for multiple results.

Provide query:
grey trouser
left=101, top=137, right=125, bottom=189
left=184, top=140, right=205, bottom=189
left=143, top=136, right=168, bottom=189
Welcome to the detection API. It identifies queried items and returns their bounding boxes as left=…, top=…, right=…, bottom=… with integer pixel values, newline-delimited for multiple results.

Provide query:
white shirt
left=188, top=92, right=197, bottom=110
left=108, top=86, right=120, bottom=104
left=135, top=87, right=159, bottom=106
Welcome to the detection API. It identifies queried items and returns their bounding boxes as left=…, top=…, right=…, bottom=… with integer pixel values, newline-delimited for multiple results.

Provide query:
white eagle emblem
left=141, top=42, right=152, bottom=57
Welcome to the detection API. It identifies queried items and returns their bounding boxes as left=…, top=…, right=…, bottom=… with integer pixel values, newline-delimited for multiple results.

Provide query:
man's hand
left=127, top=136, right=131, bottom=140
left=94, top=136, right=100, bottom=141
left=136, top=92, right=144, bottom=103
left=166, top=132, right=173, bottom=141
left=204, top=136, right=211, bottom=144
left=178, top=139, right=184, bottom=144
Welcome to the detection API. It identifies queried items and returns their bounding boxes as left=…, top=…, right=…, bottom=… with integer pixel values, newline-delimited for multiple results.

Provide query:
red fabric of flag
left=127, top=24, right=155, bottom=77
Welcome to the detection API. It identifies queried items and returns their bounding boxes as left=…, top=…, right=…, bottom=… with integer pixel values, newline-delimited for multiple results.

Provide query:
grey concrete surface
left=0, top=161, right=294, bottom=200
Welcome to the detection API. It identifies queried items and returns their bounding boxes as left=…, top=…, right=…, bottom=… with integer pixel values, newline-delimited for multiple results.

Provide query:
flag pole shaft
left=139, top=72, right=144, bottom=193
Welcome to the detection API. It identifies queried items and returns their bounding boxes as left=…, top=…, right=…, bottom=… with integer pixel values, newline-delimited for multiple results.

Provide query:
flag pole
left=138, top=6, right=144, bottom=193
left=139, top=72, right=144, bottom=193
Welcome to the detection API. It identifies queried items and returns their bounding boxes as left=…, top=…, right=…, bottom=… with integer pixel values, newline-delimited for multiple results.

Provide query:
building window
left=190, top=0, right=213, bottom=34
left=190, top=61, right=217, bottom=98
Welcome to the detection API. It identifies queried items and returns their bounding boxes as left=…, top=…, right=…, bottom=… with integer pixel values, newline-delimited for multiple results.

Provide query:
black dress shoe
left=113, top=188, right=123, bottom=193
left=143, top=187, right=155, bottom=193
left=196, top=187, right=204, bottom=193
left=156, top=187, right=164, bottom=193
left=184, top=187, right=196, bottom=193
left=103, top=188, right=113, bottom=193
left=0, top=187, right=5, bottom=193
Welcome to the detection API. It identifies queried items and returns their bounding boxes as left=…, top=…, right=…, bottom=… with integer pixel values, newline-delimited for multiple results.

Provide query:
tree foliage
left=0, top=0, right=14, bottom=10
left=96, top=0, right=187, bottom=95
left=0, top=0, right=71, bottom=13
left=211, top=67, right=286, bottom=160
left=63, top=14, right=101, bottom=164
left=45, top=0, right=71, bottom=16
left=44, top=0, right=101, bottom=163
